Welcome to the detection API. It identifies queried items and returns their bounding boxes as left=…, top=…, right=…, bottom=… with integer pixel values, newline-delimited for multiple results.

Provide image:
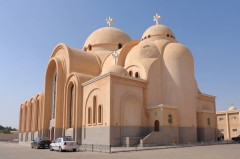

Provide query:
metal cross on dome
left=111, top=51, right=119, bottom=65
left=106, top=17, right=114, bottom=27
left=153, top=14, right=161, bottom=25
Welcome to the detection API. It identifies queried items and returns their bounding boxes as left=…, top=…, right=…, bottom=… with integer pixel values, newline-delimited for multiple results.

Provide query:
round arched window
left=118, top=43, right=122, bottom=49
left=135, top=72, right=139, bottom=78
left=129, top=71, right=132, bottom=76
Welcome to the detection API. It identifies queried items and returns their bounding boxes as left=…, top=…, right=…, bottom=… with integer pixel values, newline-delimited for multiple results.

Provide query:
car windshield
left=63, top=137, right=73, bottom=141
left=39, top=137, right=49, bottom=140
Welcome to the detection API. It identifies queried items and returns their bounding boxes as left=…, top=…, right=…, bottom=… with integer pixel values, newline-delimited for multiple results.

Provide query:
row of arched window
left=88, top=96, right=102, bottom=125
left=83, top=43, right=122, bottom=51
left=141, top=34, right=175, bottom=41
left=129, top=71, right=139, bottom=78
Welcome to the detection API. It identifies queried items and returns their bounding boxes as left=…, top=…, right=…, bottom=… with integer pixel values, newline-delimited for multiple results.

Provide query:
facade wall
left=217, top=114, right=228, bottom=138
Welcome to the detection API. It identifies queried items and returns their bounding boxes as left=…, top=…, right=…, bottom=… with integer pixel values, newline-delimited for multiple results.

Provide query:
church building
left=18, top=15, right=217, bottom=146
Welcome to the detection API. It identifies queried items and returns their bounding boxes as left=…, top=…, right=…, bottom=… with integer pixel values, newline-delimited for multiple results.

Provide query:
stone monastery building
left=19, top=15, right=217, bottom=146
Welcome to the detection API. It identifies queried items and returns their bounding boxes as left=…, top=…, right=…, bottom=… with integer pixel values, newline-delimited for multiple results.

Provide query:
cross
left=106, top=17, right=114, bottom=27
left=153, top=14, right=161, bottom=25
left=111, top=51, right=118, bottom=65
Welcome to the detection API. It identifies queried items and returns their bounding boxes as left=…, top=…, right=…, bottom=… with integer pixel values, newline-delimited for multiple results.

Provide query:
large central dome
left=84, top=27, right=131, bottom=49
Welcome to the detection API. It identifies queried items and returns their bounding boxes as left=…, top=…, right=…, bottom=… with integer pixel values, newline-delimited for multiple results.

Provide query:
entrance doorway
left=154, top=120, right=159, bottom=131
left=50, top=127, right=54, bottom=140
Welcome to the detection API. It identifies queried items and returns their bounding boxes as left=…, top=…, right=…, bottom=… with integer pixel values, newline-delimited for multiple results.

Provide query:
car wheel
left=49, top=146, right=54, bottom=151
left=73, top=149, right=76, bottom=152
left=59, top=146, right=62, bottom=152
left=31, top=145, right=34, bottom=149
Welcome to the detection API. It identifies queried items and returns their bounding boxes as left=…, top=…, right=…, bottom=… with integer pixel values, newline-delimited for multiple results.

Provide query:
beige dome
left=101, top=65, right=129, bottom=75
left=125, top=41, right=160, bottom=65
left=84, top=27, right=132, bottom=48
left=142, top=25, right=174, bottom=40
left=164, top=43, right=193, bottom=59
left=229, top=105, right=236, bottom=111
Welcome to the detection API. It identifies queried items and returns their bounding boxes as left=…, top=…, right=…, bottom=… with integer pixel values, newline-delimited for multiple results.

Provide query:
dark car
left=31, top=137, right=52, bottom=149
left=232, top=135, right=240, bottom=142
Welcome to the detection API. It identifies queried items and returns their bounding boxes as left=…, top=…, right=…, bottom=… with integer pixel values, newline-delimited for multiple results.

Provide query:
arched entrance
left=154, top=120, right=159, bottom=131
left=50, top=127, right=54, bottom=140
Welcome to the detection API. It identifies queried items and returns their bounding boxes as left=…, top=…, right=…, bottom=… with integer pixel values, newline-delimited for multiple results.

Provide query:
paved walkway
left=0, top=142, right=239, bottom=159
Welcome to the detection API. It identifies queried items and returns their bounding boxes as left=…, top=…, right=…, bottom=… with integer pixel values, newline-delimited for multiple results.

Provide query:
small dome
left=164, top=43, right=193, bottom=59
left=229, top=105, right=236, bottom=111
left=101, top=65, right=129, bottom=76
left=84, top=27, right=131, bottom=48
left=142, top=25, right=174, bottom=40
left=125, top=41, right=160, bottom=65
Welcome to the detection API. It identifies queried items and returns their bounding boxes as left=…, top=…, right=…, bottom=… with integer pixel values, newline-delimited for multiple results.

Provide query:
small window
left=88, top=107, right=91, bottom=124
left=83, top=47, right=87, bottom=51
left=233, top=129, right=237, bottom=132
left=207, top=118, right=210, bottom=126
left=98, top=105, right=102, bottom=123
left=144, top=36, right=147, bottom=39
left=129, top=71, right=132, bottom=76
left=220, top=129, right=224, bottom=132
left=118, top=43, right=122, bottom=49
left=168, top=115, right=172, bottom=124
left=167, top=34, right=169, bottom=37
left=89, top=45, right=92, bottom=51
left=231, top=116, right=236, bottom=120
left=93, top=96, right=97, bottom=124
left=219, top=117, right=224, bottom=121
left=170, top=35, right=173, bottom=38
left=135, top=72, right=139, bottom=78
left=148, top=35, right=151, bottom=38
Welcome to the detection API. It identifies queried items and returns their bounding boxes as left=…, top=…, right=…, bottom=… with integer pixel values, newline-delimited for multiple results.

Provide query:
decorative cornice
left=82, top=72, right=147, bottom=87
left=197, top=110, right=215, bottom=114
left=146, top=104, right=178, bottom=110
left=216, top=110, right=240, bottom=114
left=200, top=93, right=216, bottom=98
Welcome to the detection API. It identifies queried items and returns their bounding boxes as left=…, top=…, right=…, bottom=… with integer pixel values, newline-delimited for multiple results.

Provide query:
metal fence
left=0, top=139, right=19, bottom=143
left=77, top=140, right=239, bottom=153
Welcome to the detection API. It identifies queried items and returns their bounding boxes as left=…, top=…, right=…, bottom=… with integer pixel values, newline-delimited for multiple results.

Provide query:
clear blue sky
left=0, top=1, right=239, bottom=129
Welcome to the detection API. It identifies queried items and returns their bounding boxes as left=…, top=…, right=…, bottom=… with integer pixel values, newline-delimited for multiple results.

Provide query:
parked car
left=31, top=137, right=51, bottom=149
left=232, top=135, right=240, bottom=142
left=49, top=137, right=78, bottom=152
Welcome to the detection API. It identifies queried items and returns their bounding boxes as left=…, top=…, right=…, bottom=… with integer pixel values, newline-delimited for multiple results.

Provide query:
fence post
left=92, top=144, right=93, bottom=152
left=110, top=145, right=111, bottom=154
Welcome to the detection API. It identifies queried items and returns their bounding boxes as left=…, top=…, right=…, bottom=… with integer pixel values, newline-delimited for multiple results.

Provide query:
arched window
left=148, top=35, right=151, bottom=38
left=69, top=85, right=74, bottom=128
left=93, top=96, right=97, bottom=124
left=88, top=107, right=91, bottom=124
left=36, top=100, right=39, bottom=130
left=118, top=43, right=122, bottom=49
left=98, top=105, right=102, bottom=123
left=168, top=114, right=172, bottom=124
left=52, top=70, right=57, bottom=119
left=129, top=71, right=132, bottom=76
left=167, top=34, right=169, bottom=37
left=144, top=36, right=147, bottom=39
left=170, top=35, right=173, bottom=38
left=207, top=118, right=210, bottom=126
left=89, top=45, right=92, bottom=51
left=135, top=72, right=139, bottom=78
